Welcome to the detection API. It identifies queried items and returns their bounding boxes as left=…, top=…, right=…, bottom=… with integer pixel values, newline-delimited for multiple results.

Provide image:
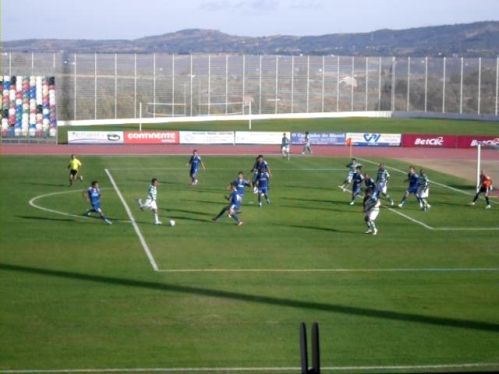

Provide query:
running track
left=0, top=143, right=490, bottom=160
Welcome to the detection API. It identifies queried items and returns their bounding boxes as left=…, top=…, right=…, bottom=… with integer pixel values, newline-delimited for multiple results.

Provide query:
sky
left=2, top=0, right=499, bottom=41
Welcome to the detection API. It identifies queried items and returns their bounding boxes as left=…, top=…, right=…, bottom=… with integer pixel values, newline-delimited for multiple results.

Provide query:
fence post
left=242, top=55, right=246, bottom=114
left=351, top=56, right=354, bottom=111
left=378, top=57, right=382, bottom=111
left=336, top=56, right=340, bottom=112
left=31, top=52, right=34, bottom=75
left=259, top=55, right=262, bottom=114
left=153, top=53, right=156, bottom=118
left=424, top=57, right=428, bottom=112
left=291, top=55, right=295, bottom=113
left=442, top=56, right=446, bottom=113
left=460, top=57, right=464, bottom=114
left=365, top=57, right=369, bottom=111
left=406, top=57, right=411, bottom=112
left=322, top=56, right=325, bottom=112
left=74, top=53, right=77, bottom=120
left=225, top=55, right=229, bottom=115
left=134, top=53, right=137, bottom=118
left=190, top=54, right=193, bottom=117
left=496, top=57, right=499, bottom=116
left=391, top=57, right=395, bottom=112
left=114, top=53, right=117, bottom=119
left=172, top=54, right=175, bottom=117
left=94, top=53, right=97, bottom=120
left=478, top=57, right=482, bottom=115
left=306, top=56, right=310, bottom=113
left=275, top=55, right=279, bottom=114
left=208, top=55, right=212, bottom=115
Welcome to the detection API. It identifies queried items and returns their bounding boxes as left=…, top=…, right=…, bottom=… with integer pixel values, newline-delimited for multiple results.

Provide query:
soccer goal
left=475, top=141, right=499, bottom=192
left=145, top=102, right=187, bottom=117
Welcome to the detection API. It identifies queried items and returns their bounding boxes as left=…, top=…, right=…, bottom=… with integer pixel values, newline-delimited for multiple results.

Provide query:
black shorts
left=69, top=169, right=79, bottom=177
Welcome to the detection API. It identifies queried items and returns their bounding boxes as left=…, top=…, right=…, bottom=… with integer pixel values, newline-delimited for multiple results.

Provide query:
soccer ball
left=169, top=219, right=176, bottom=227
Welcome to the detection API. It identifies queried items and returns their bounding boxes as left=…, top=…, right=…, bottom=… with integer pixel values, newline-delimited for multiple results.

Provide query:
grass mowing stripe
left=4, top=362, right=499, bottom=373
left=105, top=168, right=159, bottom=271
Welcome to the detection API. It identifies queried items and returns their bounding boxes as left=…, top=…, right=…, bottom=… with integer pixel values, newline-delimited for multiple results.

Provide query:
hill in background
left=4, top=21, right=499, bottom=57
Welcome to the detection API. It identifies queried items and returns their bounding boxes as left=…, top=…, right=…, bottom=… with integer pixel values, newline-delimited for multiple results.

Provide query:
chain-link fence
left=2, top=52, right=498, bottom=121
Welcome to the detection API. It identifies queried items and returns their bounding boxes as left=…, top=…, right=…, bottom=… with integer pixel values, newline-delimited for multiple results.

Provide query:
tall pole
left=259, top=55, right=262, bottom=114
left=208, top=55, right=211, bottom=115
left=225, top=55, right=229, bottom=115
left=74, top=53, right=77, bottom=120
left=321, top=56, right=325, bottom=112
left=306, top=56, right=310, bottom=113
left=442, top=56, right=446, bottom=113
left=424, top=57, right=428, bottom=112
left=134, top=53, right=137, bottom=118
left=291, top=55, right=295, bottom=113
left=496, top=57, right=499, bottom=116
left=460, top=57, right=464, bottom=114
left=114, top=53, right=117, bottom=119
left=94, top=53, right=97, bottom=120
left=190, top=54, right=193, bottom=117
left=391, top=57, right=395, bottom=112
left=476, top=143, right=481, bottom=192
left=378, top=57, right=382, bottom=111
left=153, top=53, right=156, bottom=118
left=172, top=54, right=175, bottom=117
left=275, top=55, right=279, bottom=114
left=248, top=100, right=252, bottom=130
left=351, top=56, right=354, bottom=111
left=478, top=57, right=482, bottom=115
left=406, top=57, right=411, bottom=112
left=365, top=57, right=369, bottom=111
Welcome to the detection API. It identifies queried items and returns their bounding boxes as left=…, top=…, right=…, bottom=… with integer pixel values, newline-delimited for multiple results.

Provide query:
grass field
left=1, top=150, right=499, bottom=372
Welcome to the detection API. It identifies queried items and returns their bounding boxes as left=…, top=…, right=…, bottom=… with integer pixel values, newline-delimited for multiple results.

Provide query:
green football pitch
left=1, top=153, right=499, bottom=373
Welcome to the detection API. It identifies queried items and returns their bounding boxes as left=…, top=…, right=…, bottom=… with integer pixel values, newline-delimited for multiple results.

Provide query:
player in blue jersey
left=188, top=149, right=206, bottom=186
left=251, top=155, right=271, bottom=192
left=137, top=178, right=162, bottom=224
left=339, top=158, right=362, bottom=192
left=398, top=166, right=420, bottom=208
left=364, top=173, right=376, bottom=191
left=256, top=171, right=271, bottom=207
left=416, top=169, right=431, bottom=211
left=349, top=166, right=365, bottom=205
left=212, top=183, right=244, bottom=226
left=232, top=171, right=251, bottom=199
left=375, top=163, right=395, bottom=206
left=83, top=181, right=111, bottom=224
left=363, top=187, right=381, bottom=235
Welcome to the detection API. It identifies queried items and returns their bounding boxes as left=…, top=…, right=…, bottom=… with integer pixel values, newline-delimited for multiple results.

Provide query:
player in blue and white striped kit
left=339, top=158, right=362, bottom=192
left=416, top=169, right=431, bottom=211
left=256, top=171, right=271, bottom=207
left=349, top=166, right=365, bottom=205
left=188, top=149, right=206, bottom=186
left=399, top=166, right=420, bottom=208
left=375, top=163, right=395, bottom=206
left=137, top=178, right=162, bottom=224
left=84, top=181, right=112, bottom=224
left=363, top=187, right=381, bottom=235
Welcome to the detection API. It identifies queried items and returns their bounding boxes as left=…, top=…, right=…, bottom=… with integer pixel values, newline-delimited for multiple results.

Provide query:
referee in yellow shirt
left=68, top=154, right=83, bottom=186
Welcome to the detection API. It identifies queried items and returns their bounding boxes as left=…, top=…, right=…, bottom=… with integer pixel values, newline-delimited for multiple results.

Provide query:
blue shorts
left=258, top=187, right=268, bottom=194
left=190, top=168, right=199, bottom=177
left=91, top=203, right=102, bottom=212
left=407, top=186, right=418, bottom=194
left=352, top=185, right=361, bottom=196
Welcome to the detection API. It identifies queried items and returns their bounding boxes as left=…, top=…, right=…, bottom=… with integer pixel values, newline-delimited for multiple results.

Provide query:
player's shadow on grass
left=161, top=207, right=213, bottom=217
left=2, top=262, right=499, bottom=334
left=18, top=215, right=76, bottom=222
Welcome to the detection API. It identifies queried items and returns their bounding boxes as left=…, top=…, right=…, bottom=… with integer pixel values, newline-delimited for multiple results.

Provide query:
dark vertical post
left=311, top=322, right=320, bottom=374
left=300, top=322, right=308, bottom=374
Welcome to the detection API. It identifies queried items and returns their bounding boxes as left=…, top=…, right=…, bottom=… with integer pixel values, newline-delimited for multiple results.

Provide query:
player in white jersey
left=281, top=133, right=290, bottom=160
left=375, top=163, right=394, bottom=205
left=416, top=169, right=431, bottom=211
left=363, top=187, right=381, bottom=235
left=137, top=178, right=162, bottom=224
left=339, top=158, right=362, bottom=192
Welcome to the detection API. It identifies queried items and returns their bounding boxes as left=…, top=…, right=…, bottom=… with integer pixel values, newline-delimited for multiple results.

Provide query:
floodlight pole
left=139, top=102, right=143, bottom=132
left=248, top=101, right=252, bottom=130
left=476, top=143, right=481, bottom=192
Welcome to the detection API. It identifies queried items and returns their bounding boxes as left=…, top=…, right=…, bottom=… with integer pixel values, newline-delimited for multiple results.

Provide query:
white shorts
left=417, top=188, right=429, bottom=199
left=281, top=145, right=290, bottom=153
left=365, top=208, right=380, bottom=221
left=378, top=183, right=388, bottom=194
left=143, top=198, right=158, bottom=211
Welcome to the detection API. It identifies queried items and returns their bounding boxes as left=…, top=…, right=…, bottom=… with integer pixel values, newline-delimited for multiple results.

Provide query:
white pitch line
left=109, top=167, right=345, bottom=171
left=105, top=169, right=159, bottom=272
left=157, top=267, right=499, bottom=273
left=4, top=362, right=499, bottom=373
left=386, top=207, right=434, bottom=230
left=29, top=190, right=92, bottom=220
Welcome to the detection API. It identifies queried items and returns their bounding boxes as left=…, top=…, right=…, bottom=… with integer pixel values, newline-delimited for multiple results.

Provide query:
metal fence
left=2, top=52, right=498, bottom=121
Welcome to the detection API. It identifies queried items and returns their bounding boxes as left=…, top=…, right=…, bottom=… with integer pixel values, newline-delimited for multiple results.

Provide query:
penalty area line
left=105, top=168, right=159, bottom=272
